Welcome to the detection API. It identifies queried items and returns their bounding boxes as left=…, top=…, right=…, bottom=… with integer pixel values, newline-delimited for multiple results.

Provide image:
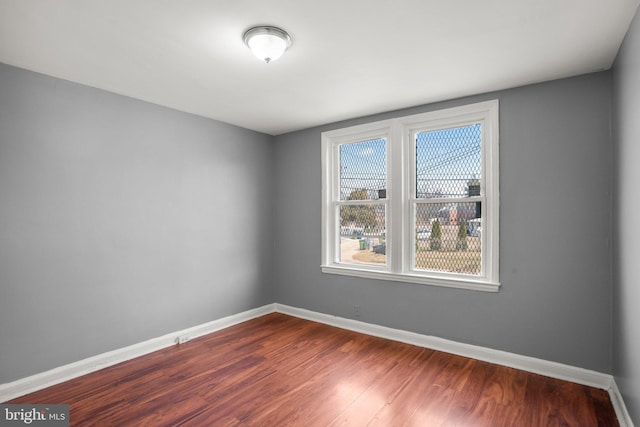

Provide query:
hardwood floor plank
left=367, top=350, right=462, bottom=427
left=5, top=313, right=619, bottom=426
left=327, top=348, right=433, bottom=427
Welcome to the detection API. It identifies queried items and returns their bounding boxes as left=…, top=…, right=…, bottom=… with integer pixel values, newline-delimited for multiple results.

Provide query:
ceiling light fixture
left=243, top=25, right=292, bottom=63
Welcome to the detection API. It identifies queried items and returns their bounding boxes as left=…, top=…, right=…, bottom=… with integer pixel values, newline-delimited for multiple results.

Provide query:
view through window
left=338, top=138, right=387, bottom=265
left=413, top=124, right=482, bottom=275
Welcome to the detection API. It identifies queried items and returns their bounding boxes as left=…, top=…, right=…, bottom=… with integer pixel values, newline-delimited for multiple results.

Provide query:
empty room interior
left=1, top=1, right=640, bottom=425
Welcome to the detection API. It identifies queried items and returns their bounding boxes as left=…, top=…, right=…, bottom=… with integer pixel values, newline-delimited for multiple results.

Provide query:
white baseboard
left=274, top=303, right=633, bottom=427
left=0, top=304, right=275, bottom=403
left=1, top=302, right=632, bottom=426
left=609, top=379, right=635, bottom=427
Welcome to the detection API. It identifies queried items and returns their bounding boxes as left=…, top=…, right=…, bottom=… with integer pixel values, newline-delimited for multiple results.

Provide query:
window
left=321, top=100, right=499, bottom=291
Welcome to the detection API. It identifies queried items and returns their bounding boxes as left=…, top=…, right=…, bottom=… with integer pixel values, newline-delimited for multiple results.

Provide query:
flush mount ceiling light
left=243, top=25, right=292, bottom=63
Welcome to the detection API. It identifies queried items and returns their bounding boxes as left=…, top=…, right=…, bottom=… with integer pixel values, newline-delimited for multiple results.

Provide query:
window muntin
left=321, top=101, right=499, bottom=292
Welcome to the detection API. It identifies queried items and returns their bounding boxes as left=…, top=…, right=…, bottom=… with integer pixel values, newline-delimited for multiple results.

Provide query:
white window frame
left=321, top=100, right=499, bottom=292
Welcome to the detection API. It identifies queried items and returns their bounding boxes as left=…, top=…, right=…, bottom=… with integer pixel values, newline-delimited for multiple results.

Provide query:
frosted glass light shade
left=243, top=26, right=292, bottom=63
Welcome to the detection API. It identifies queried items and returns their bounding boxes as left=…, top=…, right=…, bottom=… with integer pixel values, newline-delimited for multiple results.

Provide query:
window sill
left=321, top=265, right=500, bottom=292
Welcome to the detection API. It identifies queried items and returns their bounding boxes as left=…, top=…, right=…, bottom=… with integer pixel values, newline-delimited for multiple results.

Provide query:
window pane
left=339, top=205, right=386, bottom=265
left=415, top=202, right=481, bottom=275
left=340, top=138, right=387, bottom=201
left=416, top=124, right=481, bottom=199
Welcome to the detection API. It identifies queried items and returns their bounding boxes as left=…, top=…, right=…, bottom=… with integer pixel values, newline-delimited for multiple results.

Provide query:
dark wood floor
left=7, top=313, right=618, bottom=426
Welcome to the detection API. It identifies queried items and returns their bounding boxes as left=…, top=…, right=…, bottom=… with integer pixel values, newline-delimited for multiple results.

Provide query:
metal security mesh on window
left=340, top=138, right=387, bottom=200
left=415, top=202, right=481, bottom=274
left=338, top=138, right=387, bottom=266
left=416, top=124, right=481, bottom=198
left=414, top=124, right=482, bottom=275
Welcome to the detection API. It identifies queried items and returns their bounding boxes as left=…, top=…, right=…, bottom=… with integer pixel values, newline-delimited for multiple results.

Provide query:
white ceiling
left=0, top=1, right=638, bottom=135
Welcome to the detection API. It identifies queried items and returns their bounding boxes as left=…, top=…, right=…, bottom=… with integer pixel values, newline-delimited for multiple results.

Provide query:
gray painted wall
left=613, top=6, right=640, bottom=424
left=273, top=72, right=613, bottom=373
left=0, top=63, right=274, bottom=383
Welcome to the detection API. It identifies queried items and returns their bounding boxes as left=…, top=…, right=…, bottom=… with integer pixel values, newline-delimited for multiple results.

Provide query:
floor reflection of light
left=333, top=379, right=387, bottom=422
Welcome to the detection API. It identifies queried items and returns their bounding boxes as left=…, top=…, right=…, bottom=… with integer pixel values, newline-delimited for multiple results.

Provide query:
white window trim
left=321, top=100, right=499, bottom=292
